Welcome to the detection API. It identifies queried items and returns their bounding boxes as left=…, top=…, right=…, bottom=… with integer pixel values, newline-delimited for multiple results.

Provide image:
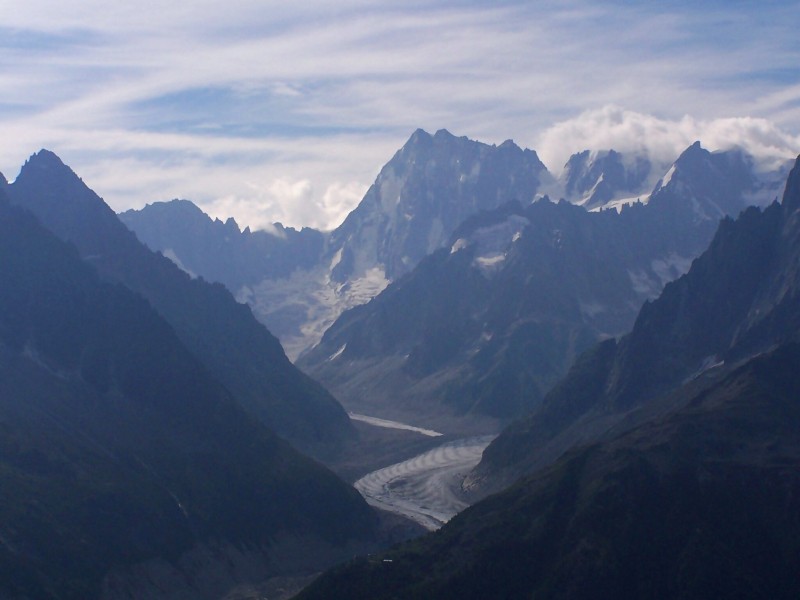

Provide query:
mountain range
left=5, top=129, right=799, bottom=598
left=295, top=157, right=800, bottom=600
left=123, top=129, right=553, bottom=359
left=6, top=150, right=352, bottom=457
left=298, top=141, right=788, bottom=431
left=123, top=133, right=789, bottom=434
left=123, top=132, right=788, bottom=366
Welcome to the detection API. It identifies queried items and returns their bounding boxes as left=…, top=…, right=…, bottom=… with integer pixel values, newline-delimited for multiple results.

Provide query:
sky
left=1, top=0, right=799, bottom=231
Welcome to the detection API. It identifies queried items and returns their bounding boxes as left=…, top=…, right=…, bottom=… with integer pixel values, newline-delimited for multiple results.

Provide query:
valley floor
left=354, top=434, right=496, bottom=530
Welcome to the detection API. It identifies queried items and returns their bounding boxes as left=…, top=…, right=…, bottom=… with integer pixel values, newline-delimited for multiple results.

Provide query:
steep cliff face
left=328, top=128, right=551, bottom=283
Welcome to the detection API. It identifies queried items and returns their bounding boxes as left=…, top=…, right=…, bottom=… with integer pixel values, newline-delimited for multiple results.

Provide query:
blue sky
left=1, top=0, right=799, bottom=230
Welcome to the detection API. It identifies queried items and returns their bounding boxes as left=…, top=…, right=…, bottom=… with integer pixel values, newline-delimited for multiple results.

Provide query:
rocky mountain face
left=470, top=155, right=800, bottom=494
left=6, top=151, right=352, bottom=456
left=557, top=143, right=788, bottom=214
left=298, top=143, right=788, bottom=432
left=119, top=199, right=324, bottom=294
left=560, top=148, right=657, bottom=209
left=0, top=192, right=378, bottom=599
left=123, top=129, right=552, bottom=359
left=297, top=342, right=800, bottom=600
left=123, top=134, right=788, bottom=369
left=328, top=128, right=551, bottom=283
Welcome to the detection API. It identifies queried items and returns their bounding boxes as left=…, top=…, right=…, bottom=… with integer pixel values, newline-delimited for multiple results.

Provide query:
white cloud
left=202, top=178, right=368, bottom=233
left=536, top=107, right=800, bottom=175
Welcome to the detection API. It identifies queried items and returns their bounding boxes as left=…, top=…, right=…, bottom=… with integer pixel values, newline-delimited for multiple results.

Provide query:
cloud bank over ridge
left=537, top=106, right=800, bottom=175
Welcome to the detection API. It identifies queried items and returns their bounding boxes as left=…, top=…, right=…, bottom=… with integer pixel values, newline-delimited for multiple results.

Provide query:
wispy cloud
left=1, top=1, right=798, bottom=230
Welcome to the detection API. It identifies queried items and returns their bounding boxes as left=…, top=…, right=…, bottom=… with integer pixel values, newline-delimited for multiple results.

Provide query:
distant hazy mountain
left=120, top=199, right=323, bottom=294
left=123, top=129, right=552, bottom=359
left=6, top=151, right=352, bottom=455
left=0, top=192, right=377, bottom=599
left=557, top=144, right=789, bottom=214
left=297, top=342, right=800, bottom=600
left=560, top=148, right=658, bottom=210
left=299, top=143, right=789, bottom=432
left=470, top=155, right=800, bottom=494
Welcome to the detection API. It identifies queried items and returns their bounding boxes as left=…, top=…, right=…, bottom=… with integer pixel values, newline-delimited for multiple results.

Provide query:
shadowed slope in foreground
left=0, top=194, right=377, bottom=599
left=297, top=343, right=800, bottom=600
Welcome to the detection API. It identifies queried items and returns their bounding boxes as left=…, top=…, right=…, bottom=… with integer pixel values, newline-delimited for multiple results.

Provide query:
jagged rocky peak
left=17, top=149, right=83, bottom=186
left=648, top=141, right=779, bottom=221
left=24, top=147, right=62, bottom=166
left=12, top=149, right=107, bottom=206
left=328, top=128, right=551, bottom=282
left=561, top=148, right=654, bottom=209
left=10, top=149, right=126, bottom=242
left=18, top=149, right=66, bottom=180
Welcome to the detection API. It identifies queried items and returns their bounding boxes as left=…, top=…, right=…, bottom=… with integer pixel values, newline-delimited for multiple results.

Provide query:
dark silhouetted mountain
left=471, top=155, right=800, bottom=494
left=297, top=342, right=800, bottom=600
left=0, top=193, right=377, bottom=599
left=299, top=144, right=786, bottom=432
left=119, top=199, right=324, bottom=293
left=6, top=150, right=352, bottom=454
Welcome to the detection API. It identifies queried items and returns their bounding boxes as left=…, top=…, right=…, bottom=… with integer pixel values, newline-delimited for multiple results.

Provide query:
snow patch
left=162, top=249, right=196, bottom=278
left=329, top=247, right=344, bottom=271
left=243, top=264, right=389, bottom=361
left=473, top=253, right=506, bottom=273
left=329, top=344, right=346, bottom=361
left=660, top=164, right=677, bottom=188
left=450, top=238, right=468, bottom=253
left=576, top=172, right=605, bottom=206
left=589, top=194, right=649, bottom=213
